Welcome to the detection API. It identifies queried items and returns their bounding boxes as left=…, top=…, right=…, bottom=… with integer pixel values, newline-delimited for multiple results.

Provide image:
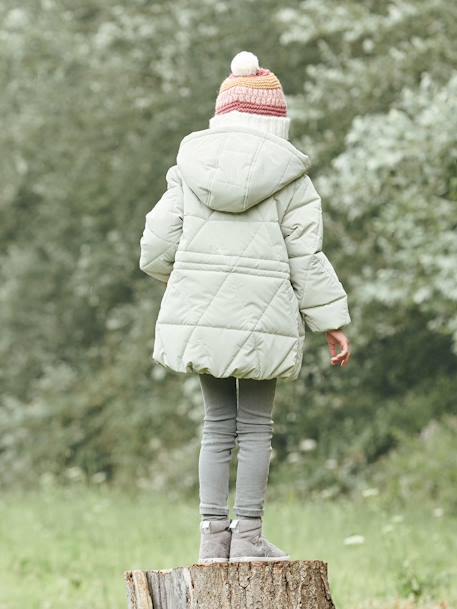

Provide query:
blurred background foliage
left=1, top=0, right=456, bottom=512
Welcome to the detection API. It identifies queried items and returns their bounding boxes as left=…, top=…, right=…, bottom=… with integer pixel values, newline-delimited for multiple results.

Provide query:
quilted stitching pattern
left=139, top=126, right=351, bottom=381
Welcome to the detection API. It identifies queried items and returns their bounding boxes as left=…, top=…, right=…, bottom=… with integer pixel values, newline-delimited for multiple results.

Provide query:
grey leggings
left=198, top=374, right=277, bottom=519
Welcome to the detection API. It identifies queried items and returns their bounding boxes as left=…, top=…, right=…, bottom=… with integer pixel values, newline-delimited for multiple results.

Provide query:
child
left=139, top=51, right=351, bottom=564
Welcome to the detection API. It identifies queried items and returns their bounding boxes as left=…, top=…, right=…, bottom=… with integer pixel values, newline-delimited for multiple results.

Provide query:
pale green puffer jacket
left=139, top=125, right=350, bottom=382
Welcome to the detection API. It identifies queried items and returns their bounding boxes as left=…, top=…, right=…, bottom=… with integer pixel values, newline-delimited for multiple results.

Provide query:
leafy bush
left=1, top=0, right=456, bottom=497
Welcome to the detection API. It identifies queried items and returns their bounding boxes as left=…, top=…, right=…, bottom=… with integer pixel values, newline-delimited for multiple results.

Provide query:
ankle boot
left=229, top=518, right=290, bottom=562
left=198, top=519, right=231, bottom=564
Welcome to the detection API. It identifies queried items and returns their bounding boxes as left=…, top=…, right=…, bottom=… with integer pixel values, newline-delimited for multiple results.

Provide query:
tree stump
left=124, top=560, right=337, bottom=609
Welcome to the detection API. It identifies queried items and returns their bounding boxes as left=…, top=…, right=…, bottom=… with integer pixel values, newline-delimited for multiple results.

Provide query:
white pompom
left=230, top=51, right=259, bottom=76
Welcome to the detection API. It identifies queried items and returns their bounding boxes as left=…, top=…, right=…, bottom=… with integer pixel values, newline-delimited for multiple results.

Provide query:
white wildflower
left=343, top=534, right=365, bottom=545
left=325, top=458, right=338, bottom=470
left=287, top=452, right=301, bottom=464
left=299, top=438, right=317, bottom=451
left=152, top=365, right=167, bottom=381
left=361, top=487, right=379, bottom=497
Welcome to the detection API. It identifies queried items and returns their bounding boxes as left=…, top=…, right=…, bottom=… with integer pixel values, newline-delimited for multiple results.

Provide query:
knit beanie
left=209, top=51, right=290, bottom=140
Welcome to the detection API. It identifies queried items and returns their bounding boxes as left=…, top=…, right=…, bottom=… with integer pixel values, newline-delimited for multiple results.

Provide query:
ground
left=0, top=485, right=455, bottom=609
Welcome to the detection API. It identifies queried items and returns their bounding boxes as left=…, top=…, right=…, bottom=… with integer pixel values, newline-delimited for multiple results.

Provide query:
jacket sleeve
left=280, top=175, right=351, bottom=332
left=139, top=165, right=184, bottom=283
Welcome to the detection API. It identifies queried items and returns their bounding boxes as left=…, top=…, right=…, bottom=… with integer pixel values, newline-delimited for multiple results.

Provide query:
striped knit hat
left=209, top=51, right=290, bottom=140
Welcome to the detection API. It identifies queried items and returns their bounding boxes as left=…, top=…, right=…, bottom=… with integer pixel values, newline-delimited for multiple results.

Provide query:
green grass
left=0, top=485, right=455, bottom=609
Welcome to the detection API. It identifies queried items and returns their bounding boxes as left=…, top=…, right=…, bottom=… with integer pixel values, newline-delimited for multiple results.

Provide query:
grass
left=0, top=484, right=455, bottom=609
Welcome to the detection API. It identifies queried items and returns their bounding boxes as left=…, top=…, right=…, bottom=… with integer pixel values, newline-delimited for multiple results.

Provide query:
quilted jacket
left=139, top=125, right=351, bottom=381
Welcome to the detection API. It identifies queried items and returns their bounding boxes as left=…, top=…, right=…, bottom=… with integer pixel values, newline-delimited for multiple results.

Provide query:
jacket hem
left=152, top=356, right=300, bottom=382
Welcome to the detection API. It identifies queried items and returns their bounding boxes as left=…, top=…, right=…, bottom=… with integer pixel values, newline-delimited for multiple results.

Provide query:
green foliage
left=1, top=0, right=456, bottom=497
left=365, top=415, right=457, bottom=511
left=278, top=0, right=457, bottom=163
left=321, top=75, right=457, bottom=349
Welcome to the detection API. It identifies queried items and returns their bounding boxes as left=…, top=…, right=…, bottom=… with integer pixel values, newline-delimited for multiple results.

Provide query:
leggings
left=198, top=373, right=277, bottom=519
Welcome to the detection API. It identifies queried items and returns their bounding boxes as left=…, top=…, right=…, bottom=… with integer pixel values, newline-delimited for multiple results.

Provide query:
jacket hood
left=176, top=125, right=311, bottom=213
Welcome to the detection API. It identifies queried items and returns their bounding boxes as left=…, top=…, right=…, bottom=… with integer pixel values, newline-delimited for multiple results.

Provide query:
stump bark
left=124, top=560, right=336, bottom=609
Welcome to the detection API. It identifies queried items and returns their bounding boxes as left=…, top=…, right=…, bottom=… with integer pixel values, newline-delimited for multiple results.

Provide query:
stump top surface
left=125, top=558, right=328, bottom=575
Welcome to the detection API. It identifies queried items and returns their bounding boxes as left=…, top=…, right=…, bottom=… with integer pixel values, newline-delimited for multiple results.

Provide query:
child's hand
left=326, top=329, right=351, bottom=367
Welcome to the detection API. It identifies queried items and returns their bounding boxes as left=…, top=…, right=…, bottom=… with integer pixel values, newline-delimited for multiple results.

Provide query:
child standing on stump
left=139, top=51, right=352, bottom=564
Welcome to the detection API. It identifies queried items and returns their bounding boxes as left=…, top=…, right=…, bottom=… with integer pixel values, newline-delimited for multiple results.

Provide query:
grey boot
left=198, top=519, right=231, bottom=564
left=229, top=518, right=290, bottom=562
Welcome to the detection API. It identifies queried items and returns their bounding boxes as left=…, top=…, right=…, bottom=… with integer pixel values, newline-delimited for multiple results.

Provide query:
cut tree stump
left=124, top=560, right=337, bottom=609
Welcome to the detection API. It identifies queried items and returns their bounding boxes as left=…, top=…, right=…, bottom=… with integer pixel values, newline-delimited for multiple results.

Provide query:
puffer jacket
left=139, top=125, right=350, bottom=382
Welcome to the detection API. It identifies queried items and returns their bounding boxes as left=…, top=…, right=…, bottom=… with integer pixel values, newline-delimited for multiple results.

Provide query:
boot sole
left=229, top=555, right=290, bottom=562
left=198, top=557, right=229, bottom=564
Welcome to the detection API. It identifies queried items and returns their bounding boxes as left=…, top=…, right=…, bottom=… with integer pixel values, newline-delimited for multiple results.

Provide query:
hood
left=176, top=125, right=311, bottom=213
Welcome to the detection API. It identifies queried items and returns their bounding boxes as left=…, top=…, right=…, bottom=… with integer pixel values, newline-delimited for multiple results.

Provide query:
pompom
left=230, top=51, right=259, bottom=76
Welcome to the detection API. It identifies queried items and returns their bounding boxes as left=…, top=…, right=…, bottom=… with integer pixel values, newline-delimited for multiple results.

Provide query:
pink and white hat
left=209, top=52, right=290, bottom=140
